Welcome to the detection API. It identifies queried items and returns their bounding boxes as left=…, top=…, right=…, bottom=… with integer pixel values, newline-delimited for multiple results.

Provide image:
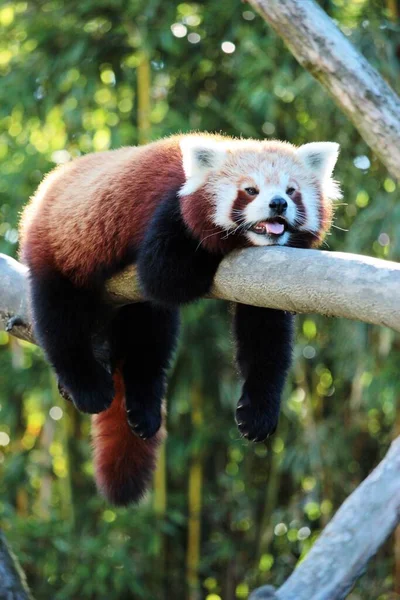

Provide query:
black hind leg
left=112, top=303, right=179, bottom=439
left=30, top=269, right=114, bottom=414
left=234, top=304, right=294, bottom=442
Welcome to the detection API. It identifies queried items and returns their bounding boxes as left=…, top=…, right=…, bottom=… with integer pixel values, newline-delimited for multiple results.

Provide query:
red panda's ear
left=296, top=142, right=340, bottom=182
left=179, top=137, right=227, bottom=196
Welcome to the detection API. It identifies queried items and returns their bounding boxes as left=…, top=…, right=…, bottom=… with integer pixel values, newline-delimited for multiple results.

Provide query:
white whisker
left=196, top=230, right=223, bottom=250
left=331, top=224, right=349, bottom=232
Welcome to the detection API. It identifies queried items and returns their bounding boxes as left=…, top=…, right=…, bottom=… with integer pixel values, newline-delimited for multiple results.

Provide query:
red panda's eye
left=286, top=187, right=296, bottom=196
left=245, top=187, right=258, bottom=196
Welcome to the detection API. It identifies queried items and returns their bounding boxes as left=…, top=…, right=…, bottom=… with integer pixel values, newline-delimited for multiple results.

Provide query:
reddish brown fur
left=92, top=370, right=165, bottom=506
left=230, top=191, right=252, bottom=224
left=20, top=138, right=185, bottom=284
left=290, top=190, right=305, bottom=225
left=180, top=188, right=248, bottom=254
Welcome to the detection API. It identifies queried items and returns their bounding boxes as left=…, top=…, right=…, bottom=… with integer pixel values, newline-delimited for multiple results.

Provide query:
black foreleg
left=30, top=270, right=114, bottom=414
left=111, top=303, right=179, bottom=439
left=234, top=304, right=294, bottom=442
left=137, top=192, right=222, bottom=306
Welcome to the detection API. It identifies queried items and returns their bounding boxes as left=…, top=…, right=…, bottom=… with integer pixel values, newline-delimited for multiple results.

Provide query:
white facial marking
left=296, top=142, right=339, bottom=181
left=212, top=180, right=237, bottom=229
left=295, top=142, right=341, bottom=231
left=246, top=230, right=290, bottom=247
left=179, top=137, right=228, bottom=197
left=178, top=136, right=341, bottom=247
left=244, top=185, right=297, bottom=226
left=298, top=185, right=319, bottom=232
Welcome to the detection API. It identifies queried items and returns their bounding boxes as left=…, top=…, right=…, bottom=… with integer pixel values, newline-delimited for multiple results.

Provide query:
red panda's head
left=178, top=135, right=341, bottom=252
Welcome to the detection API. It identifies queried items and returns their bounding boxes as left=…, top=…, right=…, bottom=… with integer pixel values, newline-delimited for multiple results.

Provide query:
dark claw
left=58, top=381, right=73, bottom=403
left=57, top=367, right=114, bottom=414
left=235, top=392, right=278, bottom=443
left=6, top=316, right=26, bottom=332
left=127, top=407, right=161, bottom=440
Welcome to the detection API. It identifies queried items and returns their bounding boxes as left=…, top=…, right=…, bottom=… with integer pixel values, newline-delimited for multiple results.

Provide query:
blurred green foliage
left=0, top=0, right=399, bottom=598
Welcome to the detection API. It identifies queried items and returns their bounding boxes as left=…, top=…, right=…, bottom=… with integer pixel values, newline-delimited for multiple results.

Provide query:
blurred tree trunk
left=386, top=0, right=398, bottom=20
left=395, top=525, right=400, bottom=595
left=137, top=53, right=151, bottom=146
left=393, top=410, right=400, bottom=595
left=255, top=448, right=281, bottom=575
left=35, top=417, right=54, bottom=520
left=186, top=386, right=204, bottom=600
left=51, top=377, right=75, bottom=525
left=9, top=338, right=29, bottom=516
left=63, top=402, right=85, bottom=528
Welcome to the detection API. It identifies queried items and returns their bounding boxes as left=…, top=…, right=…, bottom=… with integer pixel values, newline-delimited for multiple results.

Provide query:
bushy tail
left=92, top=369, right=164, bottom=506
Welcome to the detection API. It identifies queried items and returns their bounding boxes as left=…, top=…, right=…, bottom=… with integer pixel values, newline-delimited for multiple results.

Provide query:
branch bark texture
left=0, top=255, right=31, bottom=342
left=0, top=532, right=33, bottom=600
left=1, top=249, right=400, bottom=345
left=250, top=436, right=400, bottom=600
left=247, top=0, right=400, bottom=181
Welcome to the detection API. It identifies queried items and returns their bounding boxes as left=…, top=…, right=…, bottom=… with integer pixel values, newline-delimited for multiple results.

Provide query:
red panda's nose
left=269, top=196, right=288, bottom=215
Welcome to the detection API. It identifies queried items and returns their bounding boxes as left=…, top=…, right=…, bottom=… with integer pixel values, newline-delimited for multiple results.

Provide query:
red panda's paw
left=235, top=393, right=278, bottom=443
left=127, top=405, right=162, bottom=440
left=60, top=366, right=115, bottom=415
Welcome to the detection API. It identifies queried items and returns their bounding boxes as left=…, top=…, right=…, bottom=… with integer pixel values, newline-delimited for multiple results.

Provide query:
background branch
left=250, top=435, right=400, bottom=600
left=246, top=0, right=400, bottom=180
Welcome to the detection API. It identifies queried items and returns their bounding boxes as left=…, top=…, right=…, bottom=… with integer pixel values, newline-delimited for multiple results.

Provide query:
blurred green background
left=0, top=1, right=399, bottom=598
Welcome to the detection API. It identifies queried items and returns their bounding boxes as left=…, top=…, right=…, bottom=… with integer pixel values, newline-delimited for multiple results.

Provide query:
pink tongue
left=265, top=221, right=284, bottom=235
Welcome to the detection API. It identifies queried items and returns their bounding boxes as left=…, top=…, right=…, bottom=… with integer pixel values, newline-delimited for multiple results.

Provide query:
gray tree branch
left=1, top=249, right=399, bottom=345
left=250, top=435, right=400, bottom=600
left=0, top=532, right=33, bottom=600
left=246, top=0, right=400, bottom=181
left=0, top=255, right=31, bottom=342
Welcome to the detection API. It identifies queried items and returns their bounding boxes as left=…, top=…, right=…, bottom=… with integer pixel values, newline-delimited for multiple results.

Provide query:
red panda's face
left=179, top=136, right=341, bottom=249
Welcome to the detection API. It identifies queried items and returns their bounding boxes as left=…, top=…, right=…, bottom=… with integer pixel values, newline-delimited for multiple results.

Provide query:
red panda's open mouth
left=249, top=217, right=288, bottom=237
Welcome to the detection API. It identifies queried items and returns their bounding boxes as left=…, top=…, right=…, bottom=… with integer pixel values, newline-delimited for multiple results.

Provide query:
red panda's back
left=19, top=138, right=184, bottom=283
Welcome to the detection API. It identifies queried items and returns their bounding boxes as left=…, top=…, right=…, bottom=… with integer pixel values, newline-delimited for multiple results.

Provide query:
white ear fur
left=296, top=142, right=340, bottom=181
left=179, top=137, right=227, bottom=196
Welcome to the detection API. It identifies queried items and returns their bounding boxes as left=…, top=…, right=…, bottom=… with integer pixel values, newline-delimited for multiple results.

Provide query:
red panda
left=19, top=133, right=340, bottom=506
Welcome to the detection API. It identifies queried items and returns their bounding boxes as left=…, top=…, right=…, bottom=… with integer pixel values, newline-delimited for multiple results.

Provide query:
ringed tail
left=92, top=369, right=164, bottom=506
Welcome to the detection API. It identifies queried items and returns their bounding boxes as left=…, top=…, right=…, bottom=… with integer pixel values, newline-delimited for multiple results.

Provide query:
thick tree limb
left=0, top=255, right=32, bottom=342
left=1, top=248, right=400, bottom=344
left=0, top=532, right=33, bottom=600
left=246, top=0, right=400, bottom=180
left=250, top=435, right=400, bottom=600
